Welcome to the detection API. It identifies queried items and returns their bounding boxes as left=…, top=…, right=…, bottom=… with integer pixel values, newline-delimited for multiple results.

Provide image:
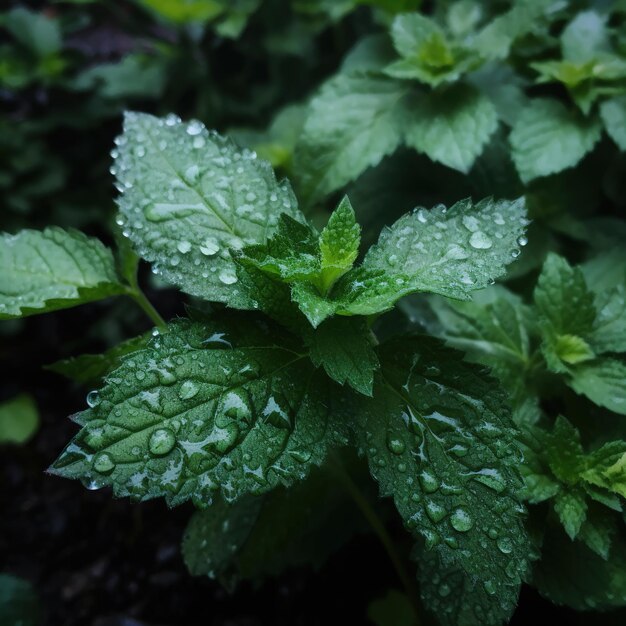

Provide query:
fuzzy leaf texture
left=0, top=228, right=124, bottom=319
left=291, top=197, right=528, bottom=327
left=113, top=112, right=302, bottom=304
left=355, top=337, right=530, bottom=625
left=50, top=317, right=348, bottom=506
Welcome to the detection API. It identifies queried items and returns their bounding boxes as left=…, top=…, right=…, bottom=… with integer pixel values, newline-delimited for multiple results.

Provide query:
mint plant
left=3, top=111, right=533, bottom=624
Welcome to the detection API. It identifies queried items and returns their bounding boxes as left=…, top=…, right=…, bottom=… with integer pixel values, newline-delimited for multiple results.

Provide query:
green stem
left=124, top=277, right=167, bottom=330
left=329, top=456, right=423, bottom=625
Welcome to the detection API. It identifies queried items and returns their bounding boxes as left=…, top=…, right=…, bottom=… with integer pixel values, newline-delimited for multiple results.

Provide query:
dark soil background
left=3, top=294, right=626, bottom=626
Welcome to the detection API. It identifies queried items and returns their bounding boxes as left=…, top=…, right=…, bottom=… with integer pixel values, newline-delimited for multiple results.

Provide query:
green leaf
left=548, top=334, right=595, bottom=366
left=238, top=214, right=320, bottom=283
left=578, top=503, right=616, bottom=559
left=319, top=196, right=361, bottom=292
left=183, top=462, right=365, bottom=585
left=305, top=316, right=379, bottom=395
left=45, top=333, right=152, bottom=387
left=582, top=441, right=626, bottom=499
left=0, top=227, right=124, bottom=319
left=50, top=316, right=348, bottom=506
left=532, top=529, right=626, bottom=611
left=568, top=358, right=626, bottom=415
left=385, top=13, right=478, bottom=86
left=3, top=7, right=61, bottom=57
left=600, top=96, right=626, bottom=152
left=0, top=574, right=40, bottom=626
left=473, top=0, right=559, bottom=60
left=136, top=0, right=224, bottom=23
left=590, top=281, right=626, bottom=353
left=510, top=99, right=602, bottom=183
left=293, top=75, right=409, bottom=202
left=417, top=548, right=517, bottom=626
left=404, top=85, right=498, bottom=173
left=553, top=488, right=587, bottom=539
left=114, top=112, right=302, bottom=304
left=0, top=394, right=39, bottom=445
left=291, top=197, right=528, bottom=327
left=561, top=11, right=609, bottom=63
left=368, top=589, right=415, bottom=626
left=534, top=253, right=596, bottom=338
left=545, top=416, right=584, bottom=483
left=356, top=336, right=530, bottom=614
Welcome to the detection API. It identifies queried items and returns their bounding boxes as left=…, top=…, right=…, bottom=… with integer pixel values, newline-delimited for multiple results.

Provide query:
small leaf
left=568, top=358, right=626, bottom=415
left=404, top=85, right=498, bottom=173
left=0, top=394, right=39, bottom=445
left=553, top=488, right=587, bottom=539
left=114, top=112, right=302, bottom=304
left=318, top=196, right=361, bottom=293
left=0, top=227, right=124, bottom=319
left=589, top=281, right=626, bottom=354
left=510, top=98, right=602, bottom=183
left=306, top=316, right=379, bottom=395
left=50, top=316, right=348, bottom=506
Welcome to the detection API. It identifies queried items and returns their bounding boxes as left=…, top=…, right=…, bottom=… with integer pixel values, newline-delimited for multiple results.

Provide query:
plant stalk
left=126, top=285, right=167, bottom=330
left=329, top=456, right=423, bottom=625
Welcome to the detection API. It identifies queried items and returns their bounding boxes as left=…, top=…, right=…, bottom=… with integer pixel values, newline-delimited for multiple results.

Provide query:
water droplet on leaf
left=149, top=428, right=176, bottom=456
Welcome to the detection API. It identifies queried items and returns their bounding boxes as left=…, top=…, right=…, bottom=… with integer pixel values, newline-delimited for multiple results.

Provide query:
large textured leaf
left=404, top=85, right=498, bottom=173
left=0, top=228, right=124, bottom=319
left=356, top=337, right=530, bottom=622
left=113, top=112, right=302, bottom=304
left=509, top=98, right=602, bottom=183
left=50, top=316, right=348, bottom=506
left=291, top=197, right=527, bottom=327
left=293, top=75, right=409, bottom=202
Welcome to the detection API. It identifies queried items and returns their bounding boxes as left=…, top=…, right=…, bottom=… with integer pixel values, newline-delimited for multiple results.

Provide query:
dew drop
left=179, top=380, right=199, bottom=400
left=186, top=120, right=204, bottom=136
left=517, top=235, right=528, bottom=247
left=148, top=428, right=176, bottom=456
left=483, top=580, right=497, bottom=595
left=290, top=449, right=312, bottom=463
left=86, top=390, right=100, bottom=408
left=93, top=452, right=115, bottom=474
left=469, top=231, right=493, bottom=249
left=213, top=423, right=240, bottom=454
left=218, top=269, right=238, bottom=285
left=425, top=500, right=447, bottom=523
left=199, top=238, right=220, bottom=256
left=263, top=394, right=292, bottom=429
left=450, top=507, right=473, bottom=532
left=84, top=478, right=105, bottom=491
left=177, top=240, right=192, bottom=254
left=420, top=470, right=440, bottom=493
left=220, top=389, right=252, bottom=422
left=511, top=248, right=521, bottom=258
left=386, top=432, right=406, bottom=455
left=497, top=537, right=513, bottom=554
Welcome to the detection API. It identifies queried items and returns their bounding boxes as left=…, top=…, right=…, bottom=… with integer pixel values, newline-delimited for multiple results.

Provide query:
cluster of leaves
left=2, top=1, right=626, bottom=625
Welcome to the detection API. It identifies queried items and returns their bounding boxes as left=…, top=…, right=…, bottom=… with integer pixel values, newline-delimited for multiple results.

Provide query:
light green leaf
left=306, top=316, right=379, bottom=395
left=50, top=317, right=348, bottom=506
left=561, top=11, right=609, bottom=63
left=534, top=253, right=596, bottom=337
left=292, top=197, right=528, bottom=327
left=568, top=358, right=626, bottom=415
left=600, top=96, right=626, bottom=152
left=293, top=75, right=409, bottom=202
left=357, top=337, right=530, bottom=613
left=136, top=0, right=224, bottom=23
left=553, top=488, right=587, bottom=539
left=318, top=196, right=361, bottom=293
left=473, top=0, right=559, bottom=60
left=0, top=227, right=124, bottom=319
left=533, top=529, right=626, bottom=611
left=590, top=282, right=626, bottom=353
left=3, top=7, right=61, bottom=57
left=404, top=85, right=498, bottom=173
left=582, top=441, right=626, bottom=499
left=45, top=333, right=152, bottom=387
left=510, top=99, right=602, bottom=183
left=114, top=112, right=302, bottom=304
left=0, top=394, right=39, bottom=445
